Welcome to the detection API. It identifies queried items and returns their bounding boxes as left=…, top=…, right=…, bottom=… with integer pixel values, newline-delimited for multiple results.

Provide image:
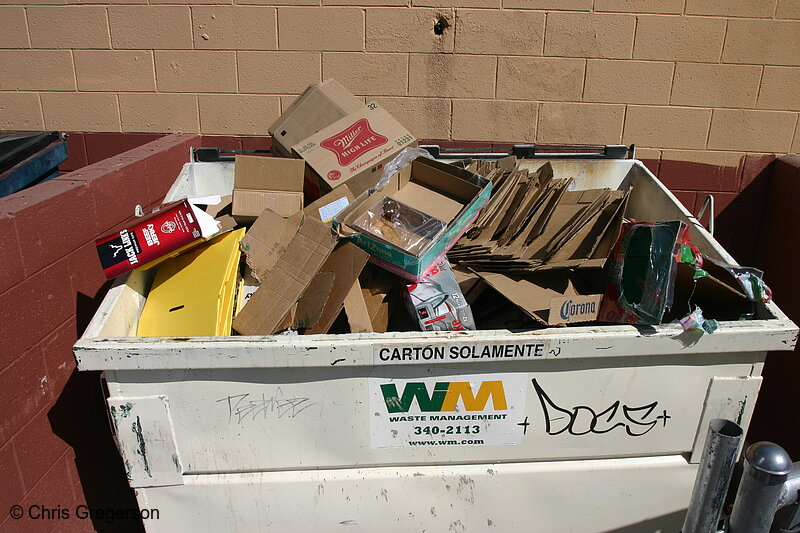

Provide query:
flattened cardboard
left=343, top=280, right=373, bottom=333
left=204, top=195, right=237, bottom=233
left=452, top=158, right=630, bottom=274
left=548, top=295, right=602, bottom=325
left=355, top=264, right=396, bottom=333
left=294, top=271, right=336, bottom=330
left=475, top=271, right=562, bottom=325
left=232, top=156, right=304, bottom=218
left=233, top=216, right=337, bottom=335
left=305, top=242, right=370, bottom=335
left=475, top=271, right=601, bottom=326
left=239, top=209, right=298, bottom=282
left=293, top=103, right=416, bottom=194
left=669, top=261, right=750, bottom=322
left=269, top=79, right=363, bottom=158
left=452, top=266, right=483, bottom=304
left=204, top=195, right=232, bottom=218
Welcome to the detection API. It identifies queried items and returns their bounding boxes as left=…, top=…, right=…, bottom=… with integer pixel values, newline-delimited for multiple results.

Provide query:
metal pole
left=682, top=418, right=744, bottom=533
left=728, top=441, right=792, bottom=533
left=778, top=463, right=800, bottom=508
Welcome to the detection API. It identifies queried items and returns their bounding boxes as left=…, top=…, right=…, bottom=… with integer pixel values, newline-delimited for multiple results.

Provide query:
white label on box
left=373, top=340, right=555, bottom=365
left=318, top=197, right=350, bottom=223
left=369, top=371, right=527, bottom=448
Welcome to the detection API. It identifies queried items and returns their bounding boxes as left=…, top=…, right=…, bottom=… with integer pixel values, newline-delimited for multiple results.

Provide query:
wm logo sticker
left=380, top=381, right=508, bottom=413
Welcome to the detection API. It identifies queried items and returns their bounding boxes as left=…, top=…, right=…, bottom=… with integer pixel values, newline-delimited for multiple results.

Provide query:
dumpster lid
left=0, top=131, right=60, bottom=174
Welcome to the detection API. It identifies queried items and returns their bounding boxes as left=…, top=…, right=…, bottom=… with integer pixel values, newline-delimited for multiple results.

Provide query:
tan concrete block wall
left=1, top=1, right=799, bottom=158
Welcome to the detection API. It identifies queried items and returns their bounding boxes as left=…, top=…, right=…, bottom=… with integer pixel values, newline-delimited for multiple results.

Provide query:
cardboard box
left=334, top=157, right=492, bottom=280
left=95, top=199, right=220, bottom=279
left=293, top=103, right=416, bottom=197
left=269, top=79, right=363, bottom=158
left=233, top=212, right=338, bottom=335
left=232, top=155, right=304, bottom=219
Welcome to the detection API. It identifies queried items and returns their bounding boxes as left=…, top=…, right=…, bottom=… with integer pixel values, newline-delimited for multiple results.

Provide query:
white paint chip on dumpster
left=369, top=372, right=527, bottom=449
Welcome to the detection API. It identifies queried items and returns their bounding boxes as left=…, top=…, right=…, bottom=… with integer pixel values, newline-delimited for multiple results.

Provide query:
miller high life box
left=292, top=103, right=416, bottom=199
left=95, top=199, right=220, bottom=279
left=268, top=79, right=363, bottom=158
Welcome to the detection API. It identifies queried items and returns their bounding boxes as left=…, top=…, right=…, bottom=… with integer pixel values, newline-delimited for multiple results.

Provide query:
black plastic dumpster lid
left=0, top=131, right=60, bottom=175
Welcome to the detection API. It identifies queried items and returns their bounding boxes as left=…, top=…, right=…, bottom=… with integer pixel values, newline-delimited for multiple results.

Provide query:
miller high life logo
left=320, top=118, right=388, bottom=167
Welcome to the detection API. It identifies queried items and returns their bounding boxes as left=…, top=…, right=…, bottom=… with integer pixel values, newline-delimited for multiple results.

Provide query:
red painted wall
left=746, top=155, right=800, bottom=458
left=0, top=134, right=200, bottom=533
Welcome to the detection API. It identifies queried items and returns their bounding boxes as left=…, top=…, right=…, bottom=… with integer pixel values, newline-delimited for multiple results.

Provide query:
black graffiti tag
left=532, top=378, right=667, bottom=437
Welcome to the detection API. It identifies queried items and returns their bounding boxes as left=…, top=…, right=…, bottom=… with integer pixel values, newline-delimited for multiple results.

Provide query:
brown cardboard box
left=269, top=79, right=363, bottom=158
left=232, top=156, right=304, bottom=219
left=334, top=157, right=491, bottom=279
left=293, top=102, right=416, bottom=197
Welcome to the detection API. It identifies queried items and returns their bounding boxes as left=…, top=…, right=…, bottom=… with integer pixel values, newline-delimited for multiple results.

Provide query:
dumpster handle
left=696, top=195, right=715, bottom=236
left=191, top=147, right=271, bottom=162
left=420, top=144, right=635, bottom=160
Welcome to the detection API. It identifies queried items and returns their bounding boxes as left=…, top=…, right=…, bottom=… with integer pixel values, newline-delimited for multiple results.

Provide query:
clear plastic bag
left=403, top=258, right=476, bottom=332
left=371, top=146, right=490, bottom=194
left=352, top=196, right=446, bottom=256
left=599, top=220, right=686, bottom=325
left=371, top=147, right=435, bottom=194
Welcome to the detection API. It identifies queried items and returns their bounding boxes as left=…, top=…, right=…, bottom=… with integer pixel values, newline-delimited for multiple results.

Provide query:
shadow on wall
left=47, top=286, right=145, bottom=532
left=711, top=155, right=776, bottom=266
left=746, top=155, right=800, bottom=460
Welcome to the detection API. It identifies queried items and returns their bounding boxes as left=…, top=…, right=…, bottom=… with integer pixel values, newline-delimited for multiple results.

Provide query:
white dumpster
left=74, top=153, right=797, bottom=533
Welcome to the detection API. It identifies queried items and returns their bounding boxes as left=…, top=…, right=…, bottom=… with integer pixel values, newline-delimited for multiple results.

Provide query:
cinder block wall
left=0, top=1, right=798, bottom=160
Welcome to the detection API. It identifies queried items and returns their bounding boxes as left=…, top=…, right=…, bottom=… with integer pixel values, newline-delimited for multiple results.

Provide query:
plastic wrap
left=598, top=220, right=687, bottom=325
left=351, top=196, right=446, bottom=256
left=403, top=258, right=476, bottom=332
left=371, top=147, right=434, bottom=194
left=678, top=306, right=720, bottom=334
left=709, top=260, right=772, bottom=303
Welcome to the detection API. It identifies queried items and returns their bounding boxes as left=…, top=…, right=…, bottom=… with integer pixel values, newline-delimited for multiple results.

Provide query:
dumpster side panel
left=135, top=457, right=695, bottom=533
left=103, top=355, right=762, bottom=474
